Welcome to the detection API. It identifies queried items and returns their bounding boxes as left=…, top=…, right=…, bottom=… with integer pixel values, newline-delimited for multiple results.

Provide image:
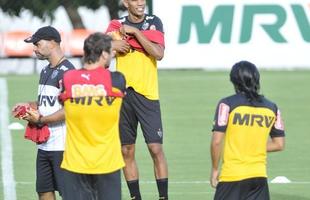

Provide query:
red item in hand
left=105, top=20, right=165, bottom=52
left=24, top=123, right=50, bottom=144
left=12, top=105, right=30, bottom=118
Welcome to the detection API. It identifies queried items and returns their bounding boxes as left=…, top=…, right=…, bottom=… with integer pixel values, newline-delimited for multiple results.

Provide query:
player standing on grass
left=106, top=0, right=168, bottom=199
left=210, top=61, right=285, bottom=200
left=59, top=32, right=125, bottom=200
left=12, top=26, right=74, bottom=200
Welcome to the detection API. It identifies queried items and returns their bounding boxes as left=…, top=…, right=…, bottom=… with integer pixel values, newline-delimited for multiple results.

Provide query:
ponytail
left=230, top=61, right=262, bottom=102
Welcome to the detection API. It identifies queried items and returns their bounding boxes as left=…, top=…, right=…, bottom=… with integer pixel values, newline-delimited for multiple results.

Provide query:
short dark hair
left=83, top=32, right=112, bottom=64
left=230, top=60, right=262, bottom=102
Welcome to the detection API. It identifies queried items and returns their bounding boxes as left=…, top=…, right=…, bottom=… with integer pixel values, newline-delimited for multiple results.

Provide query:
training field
left=1, top=70, right=310, bottom=200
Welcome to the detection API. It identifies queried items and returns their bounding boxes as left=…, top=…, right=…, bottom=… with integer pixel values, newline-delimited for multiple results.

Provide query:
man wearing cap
left=12, top=26, right=74, bottom=200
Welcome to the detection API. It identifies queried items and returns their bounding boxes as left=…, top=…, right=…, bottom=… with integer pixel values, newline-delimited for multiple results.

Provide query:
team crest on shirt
left=142, top=21, right=150, bottom=30
left=218, top=103, right=230, bottom=126
left=51, top=70, right=59, bottom=79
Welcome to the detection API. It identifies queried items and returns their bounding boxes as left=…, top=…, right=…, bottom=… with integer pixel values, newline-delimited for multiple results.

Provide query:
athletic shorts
left=214, top=177, right=270, bottom=200
left=36, top=149, right=64, bottom=195
left=120, top=87, right=163, bottom=144
left=62, top=169, right=121, bottom=200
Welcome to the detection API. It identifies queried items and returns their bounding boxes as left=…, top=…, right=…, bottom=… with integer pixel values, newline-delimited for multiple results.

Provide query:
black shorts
left=36, top=149, right=65, bottom=195
left=62, top=169, right=121, bottom=200
left=120, top=88, right=163, bottom=144
left=214, top=177, right=270, bottom=200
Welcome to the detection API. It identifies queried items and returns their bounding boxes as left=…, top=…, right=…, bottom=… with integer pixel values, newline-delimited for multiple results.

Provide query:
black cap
left=24, top=26, right=61, bottom=43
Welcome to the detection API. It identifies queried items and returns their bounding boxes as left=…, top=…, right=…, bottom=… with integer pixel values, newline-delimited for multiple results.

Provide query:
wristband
left=36, top=115, right=44, bottom=127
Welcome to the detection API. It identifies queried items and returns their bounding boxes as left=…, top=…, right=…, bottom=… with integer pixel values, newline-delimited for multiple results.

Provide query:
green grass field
left=1, top=70, right=310, bottom=200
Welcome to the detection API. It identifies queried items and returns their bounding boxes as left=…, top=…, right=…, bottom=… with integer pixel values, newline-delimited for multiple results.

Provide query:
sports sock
left=156, top=178, right=168, bottom=200
left=127, top=179, right=141, bottom=200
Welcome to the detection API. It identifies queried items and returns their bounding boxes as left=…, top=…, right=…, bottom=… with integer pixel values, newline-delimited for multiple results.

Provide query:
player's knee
left=38, top=191, right=55, bottom=200
left=148, top=143, right=165, bottom=159
left=122, top=144, right=135, bottom=158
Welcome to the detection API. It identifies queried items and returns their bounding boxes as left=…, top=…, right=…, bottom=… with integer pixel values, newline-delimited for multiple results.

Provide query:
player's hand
left=120, top=24, right=139, bottom=36
left=210, top=169, right=219, bottom=188
left=12, top=103, right=30, bottom=119
left=24, top=109, right=40, bottom=124
left=112, top=40, right=131, bottom=54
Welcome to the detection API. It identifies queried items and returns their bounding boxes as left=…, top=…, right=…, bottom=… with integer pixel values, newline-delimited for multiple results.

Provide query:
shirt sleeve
left=111, top=72, right=126, bottom=93
left=212, top=99, right=230, bottom=133
left=57, top=61, right=75, bottom=89
left=270, top=108, right=285, bottom=137
left=151, top=16, right=164, bottom=33
left=105, top=20, right=122, bottom=33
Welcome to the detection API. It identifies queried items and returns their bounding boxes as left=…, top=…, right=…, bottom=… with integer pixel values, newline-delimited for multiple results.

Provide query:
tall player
left=210, top=61, right=285, bottom=200
left=106, top=0, right=168, bottom=199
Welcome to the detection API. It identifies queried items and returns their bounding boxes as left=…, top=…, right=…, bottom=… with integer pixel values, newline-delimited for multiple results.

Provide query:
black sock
left=156, top=178, right=168, bottom=199
left=127, top=180, right=141, bottom=200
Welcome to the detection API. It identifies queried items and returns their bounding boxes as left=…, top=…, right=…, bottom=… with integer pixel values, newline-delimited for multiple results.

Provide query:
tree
left=0, top=0, right=125, bottom=29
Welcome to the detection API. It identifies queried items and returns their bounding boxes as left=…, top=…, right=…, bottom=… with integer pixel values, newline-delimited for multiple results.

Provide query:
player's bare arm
left=111, top=40, right=131, bottom=54
left=210, top=131, right=225, bottom=188
left=25, top=108, right=65, bottom=125
left=267, top=137, right=285, bottom=152
left=120, top=24, right=164, bottom=60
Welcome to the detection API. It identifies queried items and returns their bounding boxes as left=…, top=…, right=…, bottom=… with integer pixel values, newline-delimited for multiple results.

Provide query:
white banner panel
left=154, top=0, right=310, bottom=69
